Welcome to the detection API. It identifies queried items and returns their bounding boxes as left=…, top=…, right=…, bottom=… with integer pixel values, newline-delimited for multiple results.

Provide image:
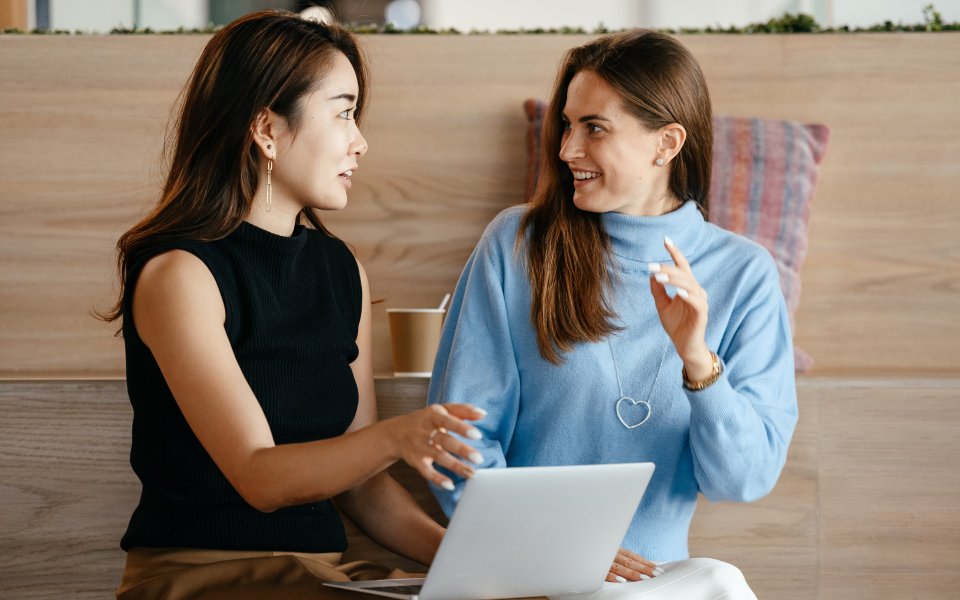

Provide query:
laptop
left=324, top=462, right=655, bottom=600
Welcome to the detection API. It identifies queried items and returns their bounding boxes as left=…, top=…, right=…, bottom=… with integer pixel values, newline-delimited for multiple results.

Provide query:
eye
left=339, top=107, right=355, bottom=120
left=587, top=123, right=604, bottom=134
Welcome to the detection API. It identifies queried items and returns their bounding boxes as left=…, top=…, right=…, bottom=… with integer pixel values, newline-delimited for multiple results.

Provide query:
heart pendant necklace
left=609, top=336, right=668, bottom=429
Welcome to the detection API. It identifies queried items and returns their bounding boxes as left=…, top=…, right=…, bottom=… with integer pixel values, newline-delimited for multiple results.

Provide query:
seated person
left=102, top=11, right=484, bottom=599
left=429, top=29, right=798, bottom=599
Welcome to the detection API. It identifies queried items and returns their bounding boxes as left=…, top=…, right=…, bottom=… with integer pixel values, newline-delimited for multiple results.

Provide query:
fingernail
left=615, top=575, right=627, bottom=583
left=676, top=288, right=689, bottom=299
left=466, top=428, right=482, bottom=440
left=654, top=272, right=669, bottom=284
left=654, top=567, right=665, bottom=575
left=473, top=407, right=488, bottom=417
left=469, top=451, right=484, bottom=464
left=639, top=573, right=651, bottom=580
left=664, top=235, right=674, bottom=247
left=441, top=480, right=455, bottom=491
left=647, top=262, right=661, bottom=273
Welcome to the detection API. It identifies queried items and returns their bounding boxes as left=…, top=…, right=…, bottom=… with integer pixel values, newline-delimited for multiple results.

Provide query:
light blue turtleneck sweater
left=428, top=201, right=798, bottom=562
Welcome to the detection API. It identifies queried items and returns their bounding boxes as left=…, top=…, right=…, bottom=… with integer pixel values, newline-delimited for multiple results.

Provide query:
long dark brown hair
left=520, top=30, right=713, bottom=364
left=100, top=10, right=368, bottom=324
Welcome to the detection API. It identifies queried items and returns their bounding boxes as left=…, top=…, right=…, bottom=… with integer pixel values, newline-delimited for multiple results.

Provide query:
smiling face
left=269, top=50, right=368, bottom=213
left=559, top=69, right=677, bottom=217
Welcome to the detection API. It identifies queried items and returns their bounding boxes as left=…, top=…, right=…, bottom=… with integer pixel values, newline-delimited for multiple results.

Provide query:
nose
left=558, top=129, right=583, bottom=162
left=352, top=129, right=368, bottom=158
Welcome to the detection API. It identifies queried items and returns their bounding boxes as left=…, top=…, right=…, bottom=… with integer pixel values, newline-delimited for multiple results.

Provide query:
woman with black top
left=101, top=11, right=484, bottom=599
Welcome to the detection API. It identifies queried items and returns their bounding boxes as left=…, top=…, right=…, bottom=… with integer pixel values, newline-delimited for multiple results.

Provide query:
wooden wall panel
left=1, top=34, right=959, bottom=377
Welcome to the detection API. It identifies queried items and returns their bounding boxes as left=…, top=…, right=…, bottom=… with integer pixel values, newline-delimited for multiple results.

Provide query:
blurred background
left=2, top=0, right=959, bottom=33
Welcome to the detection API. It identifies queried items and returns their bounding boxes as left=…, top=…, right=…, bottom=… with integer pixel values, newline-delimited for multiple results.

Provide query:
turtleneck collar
left=232, top=219, right=309, bottom=258
left=600, top=201, right=705, bottom=269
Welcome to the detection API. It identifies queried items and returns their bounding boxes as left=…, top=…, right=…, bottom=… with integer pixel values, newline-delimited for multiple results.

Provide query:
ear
left=658, top=123, right=687, bottom=164
left=251, top=109, right=283, bottom=160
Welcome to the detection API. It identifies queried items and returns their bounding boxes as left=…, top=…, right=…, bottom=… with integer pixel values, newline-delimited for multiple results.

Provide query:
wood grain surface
left=1, top=34, right=958, bottom=377
left=2, top=377, right=958, bottom=599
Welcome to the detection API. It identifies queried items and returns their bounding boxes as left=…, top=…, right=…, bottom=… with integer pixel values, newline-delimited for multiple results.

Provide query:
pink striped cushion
left=523, top=101, right=830, bottom=372
left=711, top=116, right=829, bottom=372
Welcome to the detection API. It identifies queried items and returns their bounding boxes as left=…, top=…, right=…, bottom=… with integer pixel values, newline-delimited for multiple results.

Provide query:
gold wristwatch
left=682, top=351, right=723, bottom=391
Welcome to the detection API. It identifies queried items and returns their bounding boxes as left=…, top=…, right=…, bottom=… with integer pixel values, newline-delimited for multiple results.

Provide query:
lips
left=570, top=168, right=601, bottom=188
left=339, top=166, right=357, bottom=189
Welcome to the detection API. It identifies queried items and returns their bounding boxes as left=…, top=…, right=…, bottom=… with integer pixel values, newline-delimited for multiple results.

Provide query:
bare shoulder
left=133, top=249, right=225, bottom=345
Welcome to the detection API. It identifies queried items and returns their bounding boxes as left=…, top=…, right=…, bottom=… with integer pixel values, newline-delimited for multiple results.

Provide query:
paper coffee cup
left=387, top=308, right=445, bottom=377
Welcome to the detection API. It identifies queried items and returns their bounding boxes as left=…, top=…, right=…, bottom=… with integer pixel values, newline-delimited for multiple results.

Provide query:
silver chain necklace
left=609, top=336, right=669, bottom=429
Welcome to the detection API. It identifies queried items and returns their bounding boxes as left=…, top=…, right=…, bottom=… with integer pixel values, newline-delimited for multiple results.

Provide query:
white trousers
left=551, top=558, right=758, bottom=600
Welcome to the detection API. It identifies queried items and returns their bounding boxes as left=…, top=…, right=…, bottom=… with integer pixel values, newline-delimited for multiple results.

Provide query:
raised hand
left=648, top=236, right=714, bottom=380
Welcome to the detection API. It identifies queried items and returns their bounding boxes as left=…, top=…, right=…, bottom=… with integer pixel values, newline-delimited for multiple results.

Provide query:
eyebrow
left=328, top=93, right=357, bottom=102
left=562, top=112, right=612, bottom=123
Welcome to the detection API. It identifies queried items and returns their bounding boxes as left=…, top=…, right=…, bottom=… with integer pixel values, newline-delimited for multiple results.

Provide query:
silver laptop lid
left=420, top=462, right=655, bottom=600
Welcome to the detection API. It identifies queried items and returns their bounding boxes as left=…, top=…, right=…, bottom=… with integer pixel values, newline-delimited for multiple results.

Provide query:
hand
left=606, top=547, right=664, bottom=583
left=648, top=237, right=713, bottom=379
left=384, top=404, right=486, bottom=491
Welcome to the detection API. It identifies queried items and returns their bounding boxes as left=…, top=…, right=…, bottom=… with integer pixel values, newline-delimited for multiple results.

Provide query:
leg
left=552, top=558, right=757, bottom=600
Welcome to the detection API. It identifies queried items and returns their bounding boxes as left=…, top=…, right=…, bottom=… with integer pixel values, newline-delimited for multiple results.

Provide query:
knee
left=697, top=559, right=753, bottom=598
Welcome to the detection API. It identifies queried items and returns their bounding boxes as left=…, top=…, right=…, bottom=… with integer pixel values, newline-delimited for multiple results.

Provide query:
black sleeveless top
left=120, top=221, right=362, bottom=552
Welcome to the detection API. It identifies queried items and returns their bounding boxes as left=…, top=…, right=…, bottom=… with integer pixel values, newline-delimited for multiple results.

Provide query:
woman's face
left=559, top=69, right=671, bottom=216
left=271, top=51, right=367, bottom=212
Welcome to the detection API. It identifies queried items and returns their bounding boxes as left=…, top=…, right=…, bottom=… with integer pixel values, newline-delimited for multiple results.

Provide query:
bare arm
left=133, top=250, right=482, bottom=513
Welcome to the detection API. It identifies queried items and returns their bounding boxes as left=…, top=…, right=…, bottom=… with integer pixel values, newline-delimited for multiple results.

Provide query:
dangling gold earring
left=266, top=145, right=274, bottom=213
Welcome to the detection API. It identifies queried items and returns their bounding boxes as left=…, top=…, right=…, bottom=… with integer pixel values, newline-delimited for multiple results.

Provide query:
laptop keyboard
left=367, top=584, right=424, bottom=594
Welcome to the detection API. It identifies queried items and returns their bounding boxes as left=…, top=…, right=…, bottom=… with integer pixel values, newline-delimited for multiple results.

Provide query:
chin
left=572, top=192, right=609, bottom=214
left=310, top=194, right=348, bottom=211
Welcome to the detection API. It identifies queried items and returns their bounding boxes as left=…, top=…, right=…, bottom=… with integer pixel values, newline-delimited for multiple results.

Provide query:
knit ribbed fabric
left=120, top=221, right=362, bottom=553
left=428, top=202, right=798, bottom=562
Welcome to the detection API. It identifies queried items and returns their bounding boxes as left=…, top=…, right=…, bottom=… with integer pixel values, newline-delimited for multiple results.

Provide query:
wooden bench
left=2, top=377, right=958, bottom=599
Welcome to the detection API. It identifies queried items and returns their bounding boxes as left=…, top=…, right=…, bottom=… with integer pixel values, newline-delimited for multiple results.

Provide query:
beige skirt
left=117, top=547, right=415, bottom=600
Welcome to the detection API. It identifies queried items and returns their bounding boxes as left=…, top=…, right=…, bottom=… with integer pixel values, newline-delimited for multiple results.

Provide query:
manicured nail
left=441, top=480, right=455, bottom=491
left=473, top=407, right=488, bottom=417
left=654, top=273, right=669, bottom=284
left=676, top=288, right=689, bottom=299
left=647, top=262, right=661, bottom=273
left=469, top=451, right=484, bottom=464
left=466, top=428, right=482, bottom=440
left=654, top=567, right=665, bottom=575
left=615, top=575, right=627, bottom=583
left=639, top=573, right=651, bottom=580
left=664, top=235, right=674, bottom=247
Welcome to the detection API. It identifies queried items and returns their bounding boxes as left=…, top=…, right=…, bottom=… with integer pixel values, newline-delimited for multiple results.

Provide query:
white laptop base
left=324, top=462, right=655, bottom=600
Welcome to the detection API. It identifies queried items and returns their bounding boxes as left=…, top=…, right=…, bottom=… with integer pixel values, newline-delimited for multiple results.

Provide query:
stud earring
left=655, top=158, right=665, bottom=167
left=266, top=157, right=273, bottom=212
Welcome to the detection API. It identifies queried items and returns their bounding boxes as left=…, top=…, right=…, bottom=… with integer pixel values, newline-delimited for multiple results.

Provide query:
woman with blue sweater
left=429, top=30, right=797, bottom=598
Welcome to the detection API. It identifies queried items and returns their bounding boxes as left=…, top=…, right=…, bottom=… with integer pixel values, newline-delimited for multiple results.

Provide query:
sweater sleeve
left=427, top=214, right=522, bottom=517
left=687, top=256, right=799, bottom=502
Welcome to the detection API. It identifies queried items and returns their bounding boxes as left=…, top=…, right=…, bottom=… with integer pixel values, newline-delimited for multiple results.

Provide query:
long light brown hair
left=100, top=10, right=368, bottom=324
left=520, top=30, right=713, bottom=364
